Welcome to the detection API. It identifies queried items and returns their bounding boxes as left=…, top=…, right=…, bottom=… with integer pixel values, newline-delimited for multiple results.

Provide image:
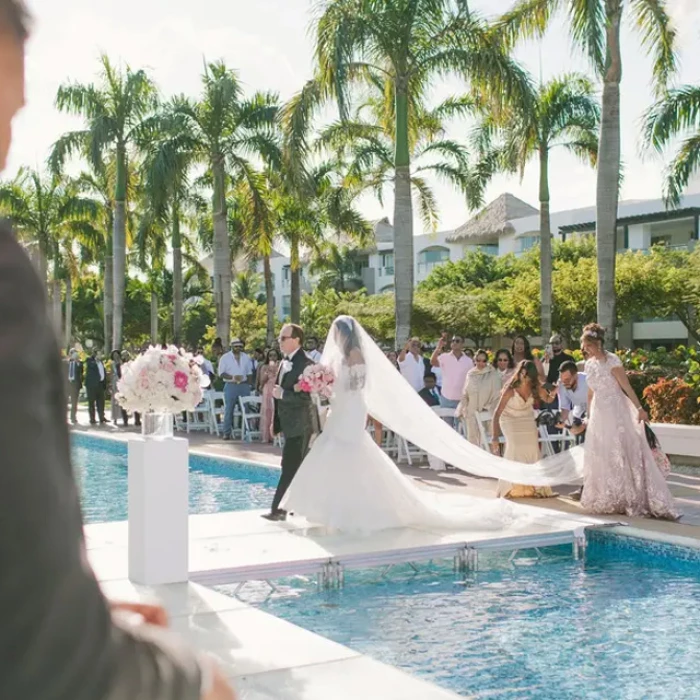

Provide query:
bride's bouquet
left=116, top=345, right=207, bottom=413
left=294, top=363, right=336, bottom=399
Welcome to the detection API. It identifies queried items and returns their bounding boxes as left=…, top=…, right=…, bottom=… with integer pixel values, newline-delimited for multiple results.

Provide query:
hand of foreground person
left=203, top=657, right=237, bottom=700
left=111, top=600, right=169, bottom=627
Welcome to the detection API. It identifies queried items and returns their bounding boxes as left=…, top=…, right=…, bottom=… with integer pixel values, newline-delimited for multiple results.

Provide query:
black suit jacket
left=0, top=222, right=201, bottom=698
left=273, top=349, right=318, bottom=439
left=419, top=386, right=441, bottom=407
left=85, top=357, right=106, bottom=390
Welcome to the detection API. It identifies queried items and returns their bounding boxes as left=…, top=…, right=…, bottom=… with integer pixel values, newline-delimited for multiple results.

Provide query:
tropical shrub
left=643, top=378, right=700, bottom=425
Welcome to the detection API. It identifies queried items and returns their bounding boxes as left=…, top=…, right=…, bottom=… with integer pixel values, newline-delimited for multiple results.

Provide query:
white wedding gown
left=282, top=364, right=519, bottom=533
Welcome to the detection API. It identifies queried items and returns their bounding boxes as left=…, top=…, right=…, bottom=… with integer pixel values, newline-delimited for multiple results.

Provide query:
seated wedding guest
left=0, top=3, right=235, bottom=698
left=398, top=337, right=428, bottom=391
left=493, top=348, right=516, bottom=384
left=457, top=349, right=502, bottom=446
left=430, top=332, right=473, bottom=412
left=418, top=372, right=441, bottom=407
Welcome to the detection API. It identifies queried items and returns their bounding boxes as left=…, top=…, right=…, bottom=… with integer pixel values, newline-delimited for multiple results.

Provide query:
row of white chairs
left=175, top=390, right=269, bottom=443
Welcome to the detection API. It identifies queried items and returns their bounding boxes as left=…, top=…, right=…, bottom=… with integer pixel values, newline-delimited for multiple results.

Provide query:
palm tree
left=498, top=0, right=677, bottom=348
left=134, top=212, right=167, bottom=344
left=643, top=84, right=700, bottom=206
left=309, top=241, right=367, bottom=292
left=165, top=62, right=279, bottom=344
left=0, top=169, right=101, bottom=342
left=476, top=74, right=600, bottom=339
left=50, top=55, right=158, bottom=349
left=311, top=0, right=532, bottom=345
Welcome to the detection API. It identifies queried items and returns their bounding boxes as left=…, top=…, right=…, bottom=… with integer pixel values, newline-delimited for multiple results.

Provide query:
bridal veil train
left=282, top=316, right=584, bottom=533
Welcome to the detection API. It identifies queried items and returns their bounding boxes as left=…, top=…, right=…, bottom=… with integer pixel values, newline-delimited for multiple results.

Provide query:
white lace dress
left=281, top=363, right=515, bottom=532
left=581, top=353, right=680, bottom=520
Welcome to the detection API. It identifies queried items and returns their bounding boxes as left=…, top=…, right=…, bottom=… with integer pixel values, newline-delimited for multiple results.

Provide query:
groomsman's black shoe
left=261, top=511, right=286, bottom=522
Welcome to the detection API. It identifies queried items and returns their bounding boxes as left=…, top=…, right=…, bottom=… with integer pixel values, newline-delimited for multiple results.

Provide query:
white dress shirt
left=558, top=372, right=589, bottom=419
left=97, top=361, right=105, bottom=382
left=217, top=351, right=254, bottom=382
left=399, top=352, right=426, bottom=392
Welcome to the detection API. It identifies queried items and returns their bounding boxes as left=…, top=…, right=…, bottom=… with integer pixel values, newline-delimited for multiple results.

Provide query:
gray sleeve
left=0, top=228, right=202, bottom=700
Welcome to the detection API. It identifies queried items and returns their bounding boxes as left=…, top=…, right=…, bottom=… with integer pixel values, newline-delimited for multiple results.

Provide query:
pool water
left=219, top=532, right=700, bottom=699
left=73, top=434, right=278, bottom=523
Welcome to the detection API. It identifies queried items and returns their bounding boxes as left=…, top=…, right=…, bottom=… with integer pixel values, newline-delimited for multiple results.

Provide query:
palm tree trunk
left=64, top=275, right=73, bottom=351
left=51, top=278, right=62, bottom=338
left=596, top=3, right=623, bottom=350
left=290, top=237, right=301, bottom=324
left=172, top=204, right=183, bottom=345
left=263, top=254, right=275, bottom=345
left=150, top=290, right=159, bottom=345
left=212, top=156, right=231, bottom=344
left=112, top=148, right=128, bottom=350
left=104, top=243, right=113, bottom=351
left=393, top=78, right=414, bottom=347
left=539, top=144, right=552, bottom=341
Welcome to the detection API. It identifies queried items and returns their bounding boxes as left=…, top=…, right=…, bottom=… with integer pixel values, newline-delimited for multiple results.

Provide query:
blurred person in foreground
left=0, top=2, right=234, bottom=697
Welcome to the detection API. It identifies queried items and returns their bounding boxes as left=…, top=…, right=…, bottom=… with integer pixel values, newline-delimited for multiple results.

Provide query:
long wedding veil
left=322, top=315, right=584, bottom=486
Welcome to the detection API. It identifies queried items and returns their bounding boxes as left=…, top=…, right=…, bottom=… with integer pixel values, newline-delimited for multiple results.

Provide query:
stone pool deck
left=73, top=411, right=700, bottom=699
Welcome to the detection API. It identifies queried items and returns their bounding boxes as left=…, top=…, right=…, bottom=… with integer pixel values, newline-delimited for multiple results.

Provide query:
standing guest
left=398, top=337, right=428, bottom=392
left=0, top=4, right=236, bottom=697
left=305, top=336, right=322, bottom=363
left=218, top=338, right=254, bottom=440
left=257, top=348, right=280, bottom=443
left=579, top=324, right=679, bottom=519
left=121, top=350, right=141, bottom=427
left=386, top=349, right=399, bottom=370
left=196, top=346, right=215, bottom=383
left=430, top=332, right=473, bottom=412
left=557, top=361, right=588, bottom=430
left=252, top=348, right=265, bottom=375
left=110, top=350, right=129, bottom=426
left=66, top=348, right=83, bottom=425
left=211, top=336, right=224, bottom=361
left=457, top=349, right=502, bottom=445
left=491, top=360, right=558, bottom=499
left=85, top=350, right=108, bottom=425
left=493, top=348, right=516, bottom=384
left=545, top=333, right=575, bottom=385
left=418, top=372, right=441, bottom=407
left=512, top=335, right=545, bottom=382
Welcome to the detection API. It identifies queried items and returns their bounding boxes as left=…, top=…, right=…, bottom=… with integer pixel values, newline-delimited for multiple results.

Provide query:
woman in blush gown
left=579, top=324, right=679, bottom=520
left=257, top=348, right=280, bottom=443
left=491, top=360, right=559, bottom=499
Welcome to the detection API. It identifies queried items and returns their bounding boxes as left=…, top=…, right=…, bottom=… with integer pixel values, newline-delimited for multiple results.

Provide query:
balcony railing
left=379, top=266, right=394, bottom=277
left=417, top=260, right=448, bottom=275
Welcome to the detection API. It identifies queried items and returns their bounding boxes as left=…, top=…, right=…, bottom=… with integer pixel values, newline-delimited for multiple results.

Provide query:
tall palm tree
left=0, top=169, right=101, bottom=341
left=499, top=0, right=677, bottom=348
left=308, top=241, right=367, bottom=292
left=643, top=84, right=700, bottom=206
left=50, top=55, right=158, bottom=349
left=166, top=62, right=280, bottom=344
left=311, top=0, right=532, bottom=345
left=134, top=212, right=167, bottom=344
left=476, top=74, right=600, bottom=339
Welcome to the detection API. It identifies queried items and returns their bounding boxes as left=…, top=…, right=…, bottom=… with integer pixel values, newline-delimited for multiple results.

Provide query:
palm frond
left=663, top=134, right=700, bottom=208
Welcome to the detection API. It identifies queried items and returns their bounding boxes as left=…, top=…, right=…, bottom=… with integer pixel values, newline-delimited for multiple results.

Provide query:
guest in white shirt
left=305, top=336, right=322, bottom=363
left=557, top=361, right=588, bottom=430
left=398, top=337, right=428, bottom=392
left=217, top=338, right=254, bottom=440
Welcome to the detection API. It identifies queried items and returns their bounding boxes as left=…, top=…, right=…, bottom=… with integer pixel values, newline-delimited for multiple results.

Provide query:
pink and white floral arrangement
left=294, top=364, right=336, bottom=399
left=116, top=346, right=207, bottom=414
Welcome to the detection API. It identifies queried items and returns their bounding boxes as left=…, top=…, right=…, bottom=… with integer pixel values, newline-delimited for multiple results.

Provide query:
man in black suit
left=0, top=2, right=235, bottom=697
left=265, top=323, right=318, bottom=521
left=66, top=348, right=83, bottom=424
left=419, top=372, right=441, bottom=407
left=85, top=349, right=108, bottom=424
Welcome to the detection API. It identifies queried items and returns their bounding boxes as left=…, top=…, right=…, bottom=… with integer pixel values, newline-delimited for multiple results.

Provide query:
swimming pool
left=217, top=530, right=700, bottom=699
left=73, top=433, right=278, bottom=523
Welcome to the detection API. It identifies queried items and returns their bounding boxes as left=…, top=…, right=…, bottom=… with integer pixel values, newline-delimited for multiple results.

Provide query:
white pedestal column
left=128, top=436, right=189, bottom=585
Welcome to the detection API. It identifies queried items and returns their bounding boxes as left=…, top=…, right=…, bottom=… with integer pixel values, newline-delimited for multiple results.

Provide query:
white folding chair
left=208, top=391, right=242, bottom=439
left=476, top=411, right=504, bottom=452
left=186, top=390, right=213, bottom=433
left=239, top=396, right=262, bottom=442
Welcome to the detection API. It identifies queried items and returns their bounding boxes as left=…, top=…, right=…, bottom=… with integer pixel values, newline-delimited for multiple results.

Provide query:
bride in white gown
left=282, top=316, right=585, bottom=533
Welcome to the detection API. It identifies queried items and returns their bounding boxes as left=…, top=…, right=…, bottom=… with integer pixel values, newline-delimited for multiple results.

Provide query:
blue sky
left=11, top=0, right=700, bottom=233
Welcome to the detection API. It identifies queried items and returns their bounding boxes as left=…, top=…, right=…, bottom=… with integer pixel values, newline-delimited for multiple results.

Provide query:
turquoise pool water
left=73, top=433, right=278, bottom=523
left=218, top=532, right=700, bottom=699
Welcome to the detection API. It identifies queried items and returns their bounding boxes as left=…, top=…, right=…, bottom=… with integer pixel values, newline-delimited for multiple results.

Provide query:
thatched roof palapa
left=449, top=193, right=539, bottom=244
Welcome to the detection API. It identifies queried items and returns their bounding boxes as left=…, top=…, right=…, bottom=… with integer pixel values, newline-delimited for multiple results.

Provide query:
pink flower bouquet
left=294, top=364, right=336, bottom=399
left=116, top=345, right=205, bottom=413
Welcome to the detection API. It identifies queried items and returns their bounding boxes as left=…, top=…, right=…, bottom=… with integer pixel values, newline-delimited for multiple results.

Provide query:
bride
left=282, top=316, right=585, bottom=533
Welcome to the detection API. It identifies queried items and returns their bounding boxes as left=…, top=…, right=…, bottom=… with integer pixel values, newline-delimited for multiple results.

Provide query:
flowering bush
left=643, top=378, right=700, bottom=426
left=294, top=364, right=336, bottom=399
left=116, top=346, right=205, bottom=413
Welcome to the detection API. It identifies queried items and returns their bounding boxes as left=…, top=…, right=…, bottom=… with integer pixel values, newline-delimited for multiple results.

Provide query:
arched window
left=417, top=246, right=450, bottom=274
